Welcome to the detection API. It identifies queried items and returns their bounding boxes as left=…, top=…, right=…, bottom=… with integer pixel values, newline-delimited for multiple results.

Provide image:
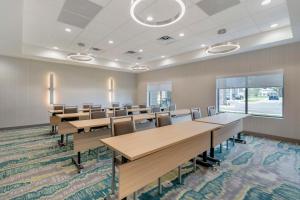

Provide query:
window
left=217, top=71, right=284, bottom=117
left=147, top=81, right=172, bottom=108
left=218, top=88, right=246, bottom=113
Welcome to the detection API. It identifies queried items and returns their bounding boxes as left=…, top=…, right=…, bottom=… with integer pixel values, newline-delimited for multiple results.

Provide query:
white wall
left=0, top=55, right=137, bottom=128
left=137, top=42, right=300, bottom=140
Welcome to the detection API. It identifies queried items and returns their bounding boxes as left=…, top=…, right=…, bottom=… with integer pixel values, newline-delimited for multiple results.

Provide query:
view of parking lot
left=219, top=87, right=283, bottom=117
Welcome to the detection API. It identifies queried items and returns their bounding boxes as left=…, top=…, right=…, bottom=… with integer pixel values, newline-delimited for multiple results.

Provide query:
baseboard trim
left=0, top=123, right=50, bottom=131
left=244, top=131, right=300, bottom=144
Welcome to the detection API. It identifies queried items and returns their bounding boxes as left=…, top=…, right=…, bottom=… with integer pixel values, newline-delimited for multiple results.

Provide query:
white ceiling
left=0, top=0, right=299, bottom=72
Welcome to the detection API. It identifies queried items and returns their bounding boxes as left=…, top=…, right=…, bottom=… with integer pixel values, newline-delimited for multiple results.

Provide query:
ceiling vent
left=125, top=50, right=137, bottom=55
left=58, top=0, right=102, bottom=29
left=91, top=47, right=101, bottom=52
left=157, top=35, right=176, bottom=45
left=196, top=0, right=240, bottom=16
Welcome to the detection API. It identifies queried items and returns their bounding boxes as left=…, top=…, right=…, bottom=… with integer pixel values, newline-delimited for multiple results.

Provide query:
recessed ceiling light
left=261, top=0, right=271, bottom=6
left=270, top=23, right=278, bottom=28
left=146, top=16, right=153, bottom=22
left=139, top=49, right=143, bottom=52
left=201, top=44, right=207, bottom=48
left=53, top=46, right=59, bottom=50
left=161, top=55, right=166, bottom=58
left=135, top=62, right=139, bottom=65
left=179, top=33, right=185, bottom=37
left=65, top=28, right=72, bottom=32
left=108, top=40, right=114, bottom=44
left=114, top=59, right=119, bottom=62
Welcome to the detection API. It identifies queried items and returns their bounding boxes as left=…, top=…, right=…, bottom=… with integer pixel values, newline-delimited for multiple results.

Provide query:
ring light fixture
left=130, top=0, right=186, bottom=28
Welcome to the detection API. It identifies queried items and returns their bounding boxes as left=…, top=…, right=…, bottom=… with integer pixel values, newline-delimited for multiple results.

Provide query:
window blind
left=147, top=81, right=172, bottom=92
left=217, top=71, right=283, bottom=89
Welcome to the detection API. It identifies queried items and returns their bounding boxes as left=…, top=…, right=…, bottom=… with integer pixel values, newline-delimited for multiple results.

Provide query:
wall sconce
left=48, top=73, right=55, bottom=105
left=108, top=77, right=114, bottom=104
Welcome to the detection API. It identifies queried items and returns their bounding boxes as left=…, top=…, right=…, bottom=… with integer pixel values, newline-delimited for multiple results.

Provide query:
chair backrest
left=53, top=104, right=64, bottom=110
left=91, top=105, right=102, bottom=110
left=111, top=116, right=135, bottom=136
left=207, top=106, right=216, bottom=116
left=114, top=109, right=128, bottom=117
left=63, top=106, right=78, bottom=114
left=155, top=112, right=172, bottom=127
left=139, top=104, right=148, bottom=113
left=112, top=102, right=120, bottom=108
left=83, top=103, right=93, bottom=109
left=169, top=104, right=176, bottom=111
left=139, top=104, right=146, bottom=108
left=190, top=107, right=202, bottom=121
left=125, top=105, right=132, bottom=109
left=90, top=110, right=106, bottom=119
left=152, top=106, right=161, bottom=113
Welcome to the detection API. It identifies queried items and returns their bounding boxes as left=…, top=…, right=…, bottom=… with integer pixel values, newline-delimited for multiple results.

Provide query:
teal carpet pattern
left=0, top=123, right=299, bottom=200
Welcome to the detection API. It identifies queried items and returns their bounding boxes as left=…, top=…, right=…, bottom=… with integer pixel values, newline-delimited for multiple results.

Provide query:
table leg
left=111, top=151, right=116, bottom=195
left=234, top=132, right=247, bottom=144
left=58, top=135, right=65, bottom=146
left=71, top=152, right=84, bottom=173
left=178, top=166, right=182, bottom=184
left=158, top=178, right=162, bottom=195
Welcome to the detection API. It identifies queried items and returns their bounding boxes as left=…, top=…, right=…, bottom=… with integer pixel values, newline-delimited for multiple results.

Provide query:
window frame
left=217, top=75, right=284, bottom=119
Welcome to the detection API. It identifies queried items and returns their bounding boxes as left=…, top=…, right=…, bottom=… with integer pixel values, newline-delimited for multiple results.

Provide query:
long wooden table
left=101, top=121, right=221, bottom=200
left=68, top=114, right=156, bottom=171
left=195, top=113, right=249, bottom=160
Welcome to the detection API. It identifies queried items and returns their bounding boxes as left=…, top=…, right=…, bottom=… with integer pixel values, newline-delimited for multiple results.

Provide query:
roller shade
left=217, top=76, right=246, bottom=89
left=217, top=71, right=283, bottom=89
left=247, top=72, right=283, bottom=88
left=147, top=81, right=172, bottom=92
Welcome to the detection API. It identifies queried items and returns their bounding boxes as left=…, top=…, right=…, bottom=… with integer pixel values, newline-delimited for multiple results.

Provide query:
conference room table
left=101, top=121, right=221, bottom=200
left=195, top=112, right=249, bottom=162
left=69, top=113, right=156, bottom=171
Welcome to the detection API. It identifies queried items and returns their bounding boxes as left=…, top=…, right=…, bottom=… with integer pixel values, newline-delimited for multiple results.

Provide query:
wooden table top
left=196, top=113, right=249, bottom=125
left=101, top=121, right=221, bottom=161
left=69, top=113, right=155, bottom=129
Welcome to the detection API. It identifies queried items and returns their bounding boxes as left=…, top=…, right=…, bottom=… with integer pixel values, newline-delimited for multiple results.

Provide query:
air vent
left=197, top=0, right=240, bottom=16
left=218, top=28, right=227, bottom=35
left=91, top=47, right=101, bottom=51
left=157, top=35, right=176, bottom=45
left=125, top=50, right=137, bottom=54
left=58, top=0, right=102, bottom=29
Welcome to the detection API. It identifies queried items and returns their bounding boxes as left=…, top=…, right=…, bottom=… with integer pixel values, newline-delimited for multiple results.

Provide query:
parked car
left=269, top=95, right=279, bottom=100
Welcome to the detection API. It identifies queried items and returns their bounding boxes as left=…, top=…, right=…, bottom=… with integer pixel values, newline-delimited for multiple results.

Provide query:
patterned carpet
left=0, top=119, right=299, bottom=200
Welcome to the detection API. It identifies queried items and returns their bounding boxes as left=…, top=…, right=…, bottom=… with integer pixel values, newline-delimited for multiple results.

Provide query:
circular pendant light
left=67, top=53, right=94, bottom=62
left=130, top=65, right=150, bottom=72
left=130, top=0, right=186, bottom=28
left=206, top=42, right=240, bottom=55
